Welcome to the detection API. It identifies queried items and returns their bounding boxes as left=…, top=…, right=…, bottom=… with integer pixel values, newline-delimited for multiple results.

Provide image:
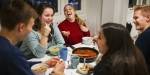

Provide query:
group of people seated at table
left=19, top=3, right=90, bottom=59
left=0, top=0, right=150, bottom=75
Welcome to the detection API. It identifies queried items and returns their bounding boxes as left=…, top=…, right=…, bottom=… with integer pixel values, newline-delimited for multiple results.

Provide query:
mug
left=82, top=37, right=93, bottom=45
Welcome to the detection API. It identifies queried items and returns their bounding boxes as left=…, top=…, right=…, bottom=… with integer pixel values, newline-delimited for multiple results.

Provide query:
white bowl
left=82, top=37, right=93, bottom=45
left=31, top=63, right=48, bottom=75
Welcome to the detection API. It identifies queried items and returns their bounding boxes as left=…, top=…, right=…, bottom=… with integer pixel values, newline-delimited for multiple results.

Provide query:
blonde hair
left=64, top=4, right=87, bottom=26
left=134, top=5, right=150, bottom=17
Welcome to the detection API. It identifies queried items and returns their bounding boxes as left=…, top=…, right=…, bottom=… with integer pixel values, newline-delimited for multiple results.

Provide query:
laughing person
left=58, top=4, right=90, bottom=45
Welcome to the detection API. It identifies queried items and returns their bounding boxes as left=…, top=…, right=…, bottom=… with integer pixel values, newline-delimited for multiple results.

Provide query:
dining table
left=28, top=43, right=102, bottom=75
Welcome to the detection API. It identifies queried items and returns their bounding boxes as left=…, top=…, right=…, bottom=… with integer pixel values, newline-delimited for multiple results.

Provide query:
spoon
left=83, top=58, right=86, bottom=67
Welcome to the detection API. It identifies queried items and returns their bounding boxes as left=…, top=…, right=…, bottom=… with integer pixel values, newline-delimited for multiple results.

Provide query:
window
left=68, top=0, right=81, bottom=10
left=26, top=0, right=58, bottom=12
left=129, top=0, right=137, bottom=8
left=129, top=0, right=150, bottom=7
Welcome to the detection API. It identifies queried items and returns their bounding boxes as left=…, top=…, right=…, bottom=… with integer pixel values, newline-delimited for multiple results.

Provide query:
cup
left=59, top=47, right=68, bottom=61
left=71, top=55, right=80, bottom=69
left=82, top=37, right=93, bottom=45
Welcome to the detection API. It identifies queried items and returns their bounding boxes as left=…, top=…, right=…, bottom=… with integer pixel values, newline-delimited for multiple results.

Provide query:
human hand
left=40, top=23, right=51, bottom=37
left=92, top=35, right=98, bottom=42
left=52, top=61, right=65, bottom=75
left=62, top=31, right=70, bottom=37
left=80, top=25, right=89, bottom=32
left=45, top=57, right=60, bottom=68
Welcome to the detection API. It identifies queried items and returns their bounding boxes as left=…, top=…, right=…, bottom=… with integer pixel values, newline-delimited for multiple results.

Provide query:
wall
left=101, top=0, right=114, bottom=24
left=53, top=0, right=129, bottom=35
left=0, top=0, right=130, bottom=36
left=86, top=0, right=129, bottom=35
left=53, top=0, right=99, bottom=35
left=101, top=0, right=129, bottom=25
left=53, top=0, right=87, bottom=25
left=86, top=0, right=102, bottom=35
left=113, top=0, right=129, bottom=25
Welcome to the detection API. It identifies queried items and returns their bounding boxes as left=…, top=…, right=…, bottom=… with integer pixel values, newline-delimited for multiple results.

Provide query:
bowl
left=82, top=37, right=93, bottom=45
left=76, top=63, right=93, bottom=75
left=31, top=63, right=48, bottom=75
left=48, top=46, right=60, bottom=56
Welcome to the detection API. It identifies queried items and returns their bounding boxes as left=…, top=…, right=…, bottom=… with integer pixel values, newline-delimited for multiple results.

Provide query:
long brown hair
left=33, top=3, right=55, bottom=31
left=96, top=23, right=149, bottom=75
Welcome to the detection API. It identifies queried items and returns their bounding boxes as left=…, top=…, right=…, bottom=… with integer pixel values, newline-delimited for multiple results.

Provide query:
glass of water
left=70, top=54, right=80, bottom=69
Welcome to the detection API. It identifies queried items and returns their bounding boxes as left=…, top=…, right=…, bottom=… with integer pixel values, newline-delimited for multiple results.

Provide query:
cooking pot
left=72, top=47, right=99, bottom=63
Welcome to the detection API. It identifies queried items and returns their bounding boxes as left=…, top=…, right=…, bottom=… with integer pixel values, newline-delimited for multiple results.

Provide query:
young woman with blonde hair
left=58, top=4, right=90, bottom=45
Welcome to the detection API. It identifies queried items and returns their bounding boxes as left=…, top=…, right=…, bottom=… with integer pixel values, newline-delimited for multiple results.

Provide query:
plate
left=76, top=63, right=94, bottom=75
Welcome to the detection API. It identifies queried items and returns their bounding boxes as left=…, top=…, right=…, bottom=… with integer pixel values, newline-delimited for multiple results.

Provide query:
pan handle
left=64, top=43, right=75, bottom=50
left=69, top=45, right=75, bottom=50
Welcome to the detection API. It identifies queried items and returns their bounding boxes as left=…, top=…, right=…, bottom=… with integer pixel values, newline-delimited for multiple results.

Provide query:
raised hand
left=80, top=25, right=89, bottom=32
left=52, top=61, right=65, bottom=75
left=40, top=23, right=51, bottom=37
left=61, top=31, right=70, bottom=37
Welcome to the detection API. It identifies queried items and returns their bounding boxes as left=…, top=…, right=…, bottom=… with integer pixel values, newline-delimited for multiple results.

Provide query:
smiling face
left=133, top=10, right=149, bottom=32
left=40, top=7, right=54, bottom=25
left=96, top=32, right=108, bottom=54
left=64, top=5, right=76, bottom=20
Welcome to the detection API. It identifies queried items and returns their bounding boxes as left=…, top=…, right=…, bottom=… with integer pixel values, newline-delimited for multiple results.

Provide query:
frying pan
left=72, top=47, right=99, bottom=63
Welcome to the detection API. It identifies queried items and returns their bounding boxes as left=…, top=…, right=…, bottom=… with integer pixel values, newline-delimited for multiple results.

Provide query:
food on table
left=48, top=46, right=60, bottom=55
left=77, top=64, right=93, bottom=75
left=45, top=58, right=60, bottom=67
left=31, top=63, right=48, bottom=74
left=73, top=48, right=97, bottom=58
